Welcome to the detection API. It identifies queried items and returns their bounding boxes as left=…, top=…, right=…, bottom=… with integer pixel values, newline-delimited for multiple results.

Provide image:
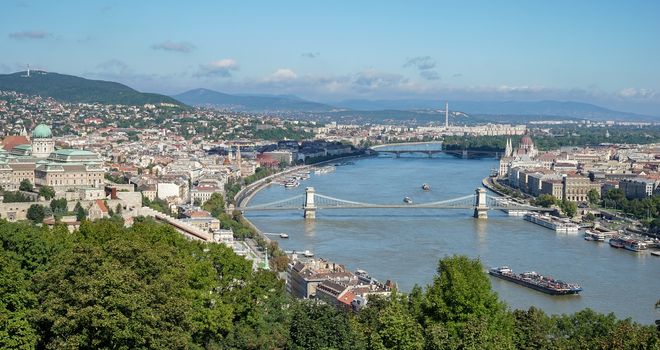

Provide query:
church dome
left=32, top=124, right=52, bottom=139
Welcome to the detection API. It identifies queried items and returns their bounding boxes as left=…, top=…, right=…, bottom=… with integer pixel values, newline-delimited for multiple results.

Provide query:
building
left=562, top=174, right=601, bottom=203
left=619, top=178, right=658, bottom=199
left=0, top=124, right=104, bottom=192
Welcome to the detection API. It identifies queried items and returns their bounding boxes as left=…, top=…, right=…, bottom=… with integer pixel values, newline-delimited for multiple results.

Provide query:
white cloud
left=618, top=88, right=657, bottom=100
left=196, top=59, right=239, bottom=77
left=265, top=68, right=298, bottom=82
left=353, top=69, right=406, bottom=89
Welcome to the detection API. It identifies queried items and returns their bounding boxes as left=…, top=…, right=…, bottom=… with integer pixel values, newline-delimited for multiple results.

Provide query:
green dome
left=32, top=124, right=52, bottom=138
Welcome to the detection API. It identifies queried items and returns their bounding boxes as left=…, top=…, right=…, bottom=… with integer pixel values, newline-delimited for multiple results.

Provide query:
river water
left=246, top=151, right=660, bottom=324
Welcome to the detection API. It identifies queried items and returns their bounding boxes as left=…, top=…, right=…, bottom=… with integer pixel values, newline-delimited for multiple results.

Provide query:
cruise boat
left=403, top=197, right=413, bottom=204
left=284, top=179, right=300, bottom=188
left=489, top=266, right=582, bottom=295
left=609, top=237, right=625, bottom=248
left=523, top=213, right=580, bottom=233
left=584, top=230, right=606, bottom=242
left=623, top=239, right=647, bottom=252
left=314, top=166, right=336, bottom=175
left=422, top=183, right=431, bottom=191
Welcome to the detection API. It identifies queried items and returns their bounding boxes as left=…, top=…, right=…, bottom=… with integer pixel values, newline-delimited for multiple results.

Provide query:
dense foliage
left=1, top=191, right=33, bottom=203
left=0, top=72, right=184, bottom=106
left=0, top=220, right=657, bottom=349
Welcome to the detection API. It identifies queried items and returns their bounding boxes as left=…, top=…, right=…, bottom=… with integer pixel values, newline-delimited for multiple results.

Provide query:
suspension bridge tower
left=473, top=187, right=488, bottom=219
left=304, top=187, right=316, bottom=219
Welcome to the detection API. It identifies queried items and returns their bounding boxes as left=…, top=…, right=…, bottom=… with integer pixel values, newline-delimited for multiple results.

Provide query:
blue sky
left=1, top=0, right=659, bottom=115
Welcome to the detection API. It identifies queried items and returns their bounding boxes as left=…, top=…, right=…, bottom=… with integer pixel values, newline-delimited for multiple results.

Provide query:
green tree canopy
left=19, top=179, right=33, bottom=192
left=422, top=255, right=515, bottom=349
left=202, top=192, right=225, bottom=218
left=587, top=188, right=600, bottom=205
left=38, top=185, right=55, bottom=200
left=534, top=194, right=558, bottom=208
left=26, top=204, right=46, bottom=223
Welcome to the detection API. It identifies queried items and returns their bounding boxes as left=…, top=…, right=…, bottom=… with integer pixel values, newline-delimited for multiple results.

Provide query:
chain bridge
left=236, top=187, right=552, bottom=219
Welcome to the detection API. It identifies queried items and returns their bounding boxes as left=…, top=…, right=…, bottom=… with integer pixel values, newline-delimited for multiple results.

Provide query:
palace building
left=0, top=124, right=104, bottom=192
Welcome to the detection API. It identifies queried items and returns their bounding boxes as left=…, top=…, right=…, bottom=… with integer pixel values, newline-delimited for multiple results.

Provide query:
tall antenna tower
left=445, top=102, right=449, bottom=128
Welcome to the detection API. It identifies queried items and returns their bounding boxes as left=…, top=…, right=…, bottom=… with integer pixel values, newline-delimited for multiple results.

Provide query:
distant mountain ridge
left=335, top=99, right=657, bottom=121
left=173, top=88, right=335, bottom=112
left=0, top=71, right=183, bottom=106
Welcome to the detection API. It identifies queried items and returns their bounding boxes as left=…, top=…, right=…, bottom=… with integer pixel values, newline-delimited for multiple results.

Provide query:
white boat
left=584, top=230, right=606, bottom=242
left=650, top=250, right=660, bottom=257
left=279, top=233, right=289, bottom=239
left=403, top=197, right=413, bottom=204
left=284, top=179, right=299, bottom=188
left=524, top=213, right=579, bottom=233
left=303, top=250, right=314, bottom=257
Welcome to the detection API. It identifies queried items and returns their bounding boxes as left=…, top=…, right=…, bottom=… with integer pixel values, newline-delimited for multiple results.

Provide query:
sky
left=1, top=0, right=660, bottom=115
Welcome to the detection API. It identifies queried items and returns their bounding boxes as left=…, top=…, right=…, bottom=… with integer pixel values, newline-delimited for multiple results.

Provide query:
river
left=245, top=150, right=660, bottom=324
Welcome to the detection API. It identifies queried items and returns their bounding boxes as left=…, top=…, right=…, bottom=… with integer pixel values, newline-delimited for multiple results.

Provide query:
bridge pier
left=473, top=187, right=488, bottom=219
left=304, top=187, right=316, bottom=219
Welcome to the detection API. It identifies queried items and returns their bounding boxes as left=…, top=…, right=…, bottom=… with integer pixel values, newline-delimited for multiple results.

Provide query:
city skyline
left=1, top=1, right=659, bottom=115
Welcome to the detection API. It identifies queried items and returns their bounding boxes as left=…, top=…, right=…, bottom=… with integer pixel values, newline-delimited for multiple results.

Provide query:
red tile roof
left=2, top=135, right=30, bottom=151
left=95, top=199, right=109, bottom=213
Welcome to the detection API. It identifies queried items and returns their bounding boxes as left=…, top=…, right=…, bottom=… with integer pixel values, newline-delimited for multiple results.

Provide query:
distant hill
left=0, top=71, right=184, bottom=106
left=173, top=88, right=335, bottom=112
left=336, top=99, right=657, bottom=121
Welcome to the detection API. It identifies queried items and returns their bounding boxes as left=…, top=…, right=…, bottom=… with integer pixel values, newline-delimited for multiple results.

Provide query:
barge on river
left=489, top=266, right=582, bottom=295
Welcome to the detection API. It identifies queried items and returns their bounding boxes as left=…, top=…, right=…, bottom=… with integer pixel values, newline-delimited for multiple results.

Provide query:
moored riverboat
left=609, top=237, right=625, bottom=248
left=523, top=213, right=580, bottom=233
left=584, top=230, right=606, bottom=242
left=623, top=239, right=647, bottom=252
left=489, top=266, right=582, bottom=295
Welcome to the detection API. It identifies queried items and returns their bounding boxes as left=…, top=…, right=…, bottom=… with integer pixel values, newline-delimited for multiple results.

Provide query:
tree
left=534, top=194, right=558, bottom=208
left=561, top=200, right=577, bottom=217
left=0, top=252, right=39, bottom=349
left=26, top=204, right=46, bottom=223
left=422, top=255, right=515, bottom=349
left=202, top=192, right=225, bottom=218
left=19, top=179, right=33, bottom=192
left=513, top=307, right=553, bottom=350
left=115, top=203, right=122, bottom=215
left=583, top=212, right=596, bottom=222
left=38, top=185, right=56, bottom=200
left=288, top=301, right=361, bottom=350
left=74, top=202, right=87, bottom=221
left=587, top=188, right=600, bottom=205
left=373, top=294, right=424, bottom=350
left=50, top=198, right=68, bottom=215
